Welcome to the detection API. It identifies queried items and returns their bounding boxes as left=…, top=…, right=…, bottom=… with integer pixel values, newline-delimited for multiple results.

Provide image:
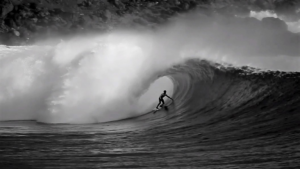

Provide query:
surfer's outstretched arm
left=166, top=95, right=174, bottom=101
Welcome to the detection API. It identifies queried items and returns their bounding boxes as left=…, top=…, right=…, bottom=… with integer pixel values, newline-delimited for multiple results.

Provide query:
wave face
left=116, top=59, right=300, bottom=168
left=163, top=59, right=300, bottom=128
left=135, top=57, right=300, bottom=138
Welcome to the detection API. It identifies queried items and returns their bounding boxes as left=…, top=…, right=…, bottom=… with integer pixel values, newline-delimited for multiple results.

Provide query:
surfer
left=156, top=90, right=173, bottom=109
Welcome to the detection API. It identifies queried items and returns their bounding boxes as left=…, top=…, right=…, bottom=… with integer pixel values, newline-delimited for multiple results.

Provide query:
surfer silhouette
left=156, top=90, right=173, bottom=109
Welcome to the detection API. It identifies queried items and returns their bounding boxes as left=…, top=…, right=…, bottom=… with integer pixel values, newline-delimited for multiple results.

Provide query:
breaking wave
left=0, top=29, right=300, bottom=127
left=0, top=32, right=178, bottom=124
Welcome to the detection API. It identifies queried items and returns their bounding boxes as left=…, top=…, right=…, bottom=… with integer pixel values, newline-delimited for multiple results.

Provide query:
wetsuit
left=159, top=93, right=166, bottom=105
left=156, top=93, right=167, bottom=109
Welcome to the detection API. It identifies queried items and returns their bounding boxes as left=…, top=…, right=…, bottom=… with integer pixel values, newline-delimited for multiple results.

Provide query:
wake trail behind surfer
left=156, top=90, right=173, bottom=109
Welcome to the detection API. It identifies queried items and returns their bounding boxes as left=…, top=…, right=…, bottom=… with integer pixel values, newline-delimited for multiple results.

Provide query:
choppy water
left=1, top=57, right=300, bottom=168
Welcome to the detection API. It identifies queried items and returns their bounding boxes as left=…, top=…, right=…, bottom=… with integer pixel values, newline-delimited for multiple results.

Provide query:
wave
left=1, top=29, right=300, bottom=127
left=141, top=58, right=300, bottom=138
left=1, top=42, right=300, bottom=126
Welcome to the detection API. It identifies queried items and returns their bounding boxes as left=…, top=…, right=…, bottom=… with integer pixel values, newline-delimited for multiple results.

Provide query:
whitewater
left=1, top=12, right=300, bottom=168
left=0, top=31, right=179, bottom=123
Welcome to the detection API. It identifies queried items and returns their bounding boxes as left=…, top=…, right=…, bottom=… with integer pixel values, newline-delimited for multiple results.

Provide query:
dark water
left=1, top=59, right=300, bottom=169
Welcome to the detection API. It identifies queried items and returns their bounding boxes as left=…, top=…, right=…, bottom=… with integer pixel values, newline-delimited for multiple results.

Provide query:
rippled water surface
left=1, top=109, right=300, bottom=169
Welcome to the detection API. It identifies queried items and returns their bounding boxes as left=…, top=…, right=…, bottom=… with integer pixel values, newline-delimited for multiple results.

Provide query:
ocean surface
left=1, top=31, right=300, bottom=168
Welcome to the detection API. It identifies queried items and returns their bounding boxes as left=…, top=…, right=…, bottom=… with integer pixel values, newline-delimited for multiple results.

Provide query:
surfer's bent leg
left=160, top=98, right=165, bottom=107
left=156, top=99, right=162, bottom=109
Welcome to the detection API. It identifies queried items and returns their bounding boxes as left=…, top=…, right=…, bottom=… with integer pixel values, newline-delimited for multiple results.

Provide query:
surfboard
left=153, top=100, right=173, bottom=113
